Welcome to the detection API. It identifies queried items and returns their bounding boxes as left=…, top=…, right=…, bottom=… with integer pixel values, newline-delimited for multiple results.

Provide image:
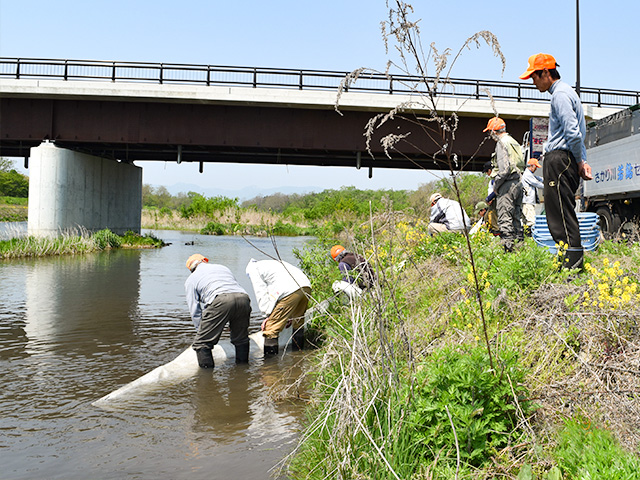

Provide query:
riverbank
left=285, top=218, right=640, bottom=478
left=0, top=228, right=165, bottom=259
left=141, top=207, right=327, bottom=237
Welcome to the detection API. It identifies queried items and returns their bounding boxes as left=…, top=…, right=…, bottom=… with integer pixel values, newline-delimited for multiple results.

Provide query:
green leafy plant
left=554, top=418, right=640, bottom=479
left=406, top=345, right=534, bottom=468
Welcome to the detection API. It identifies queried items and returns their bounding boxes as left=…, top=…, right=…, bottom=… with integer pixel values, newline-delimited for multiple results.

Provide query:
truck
left=583, top=104, right=640, bottom=238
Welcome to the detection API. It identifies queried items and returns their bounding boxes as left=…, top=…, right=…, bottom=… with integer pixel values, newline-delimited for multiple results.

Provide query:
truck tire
left=596, top=206, right=621, bottom=239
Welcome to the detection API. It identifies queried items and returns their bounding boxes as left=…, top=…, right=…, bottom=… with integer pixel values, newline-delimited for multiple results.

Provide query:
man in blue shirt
left=185, top=254, right=251, bottom=368
left=520, top=53, right=593, bottom=270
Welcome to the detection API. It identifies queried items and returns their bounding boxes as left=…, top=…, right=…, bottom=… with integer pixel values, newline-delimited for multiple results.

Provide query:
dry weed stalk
left=336, top=1, right=509, bottom=370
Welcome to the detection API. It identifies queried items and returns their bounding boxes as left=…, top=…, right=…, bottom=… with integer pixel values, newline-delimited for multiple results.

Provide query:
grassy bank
left=283, top=213, right=640, bottom=479
left=0, top=196, right=28, bottom=222
left=0, top=228, right=165, bottom=259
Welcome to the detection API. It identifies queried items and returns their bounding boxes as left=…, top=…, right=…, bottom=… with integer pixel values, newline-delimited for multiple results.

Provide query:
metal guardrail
left=0, top=57, right=638, bottom=108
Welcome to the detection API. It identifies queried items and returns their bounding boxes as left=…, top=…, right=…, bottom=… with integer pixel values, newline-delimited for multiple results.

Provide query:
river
left=0, top=225, right=314, bottom=480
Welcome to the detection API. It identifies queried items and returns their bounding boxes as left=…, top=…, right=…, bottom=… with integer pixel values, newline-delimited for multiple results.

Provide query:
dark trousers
left=193, top=293, right=251, bottom=350
left=496, top=176, right=524, bottom=248
left=543, top=150, right=583, bottom=267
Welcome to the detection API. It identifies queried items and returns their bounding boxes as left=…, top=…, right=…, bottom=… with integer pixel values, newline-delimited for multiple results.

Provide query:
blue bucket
left=532, top=213, right=600, bottom=254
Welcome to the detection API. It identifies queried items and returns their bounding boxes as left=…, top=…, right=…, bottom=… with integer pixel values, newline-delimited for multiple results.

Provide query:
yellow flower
left=603, top=258, right=610, bottom=267
left=475, top=336, right=480, bottom=341
left=485, top=301, right=491, bottom=310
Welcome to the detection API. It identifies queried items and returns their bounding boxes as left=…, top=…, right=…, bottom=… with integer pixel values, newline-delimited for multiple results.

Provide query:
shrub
left=201, top=222, right=226, bottom=235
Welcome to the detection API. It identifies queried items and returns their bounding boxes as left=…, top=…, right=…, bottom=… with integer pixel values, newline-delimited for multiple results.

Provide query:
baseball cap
left=519, top=53, right=558, bottom=80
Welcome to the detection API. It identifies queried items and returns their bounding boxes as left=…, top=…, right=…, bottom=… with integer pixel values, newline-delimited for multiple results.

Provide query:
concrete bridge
left=0, top=58, right=636, bottom=236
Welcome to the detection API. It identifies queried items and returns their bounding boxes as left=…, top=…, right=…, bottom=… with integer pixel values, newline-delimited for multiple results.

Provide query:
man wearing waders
left=185, top=254, right=251, bottom=368
left=520, top=53, right=592, bottom=270
left=246, top=259, right=311, bottom=356
left=484, top=117, right=525, bottom=252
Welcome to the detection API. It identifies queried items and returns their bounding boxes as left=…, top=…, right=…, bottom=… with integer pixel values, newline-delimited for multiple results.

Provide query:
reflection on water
left=0, top=229, right=312, bottom=479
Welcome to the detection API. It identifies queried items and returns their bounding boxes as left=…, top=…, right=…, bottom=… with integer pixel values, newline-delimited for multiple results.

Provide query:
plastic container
left=532, top=213, right=600, bottom=254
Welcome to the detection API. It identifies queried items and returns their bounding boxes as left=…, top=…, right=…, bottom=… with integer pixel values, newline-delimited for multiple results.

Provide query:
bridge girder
left=0, top=97, right=529, bottom=172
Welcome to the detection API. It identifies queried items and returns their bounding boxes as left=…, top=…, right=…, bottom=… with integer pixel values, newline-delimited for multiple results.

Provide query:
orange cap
left=527, top=158, right=542, bottom=168
left=483, top=117, right=506, bottom=133
left=330, top=245, right=345, bottom=260
left=186, top=253, right=208, bottom=271
left=519, top=53, right=557, bottom=80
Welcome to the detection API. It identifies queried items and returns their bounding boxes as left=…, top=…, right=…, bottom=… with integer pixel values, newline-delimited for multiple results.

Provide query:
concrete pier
left=27, top=143, right=142, bottom=237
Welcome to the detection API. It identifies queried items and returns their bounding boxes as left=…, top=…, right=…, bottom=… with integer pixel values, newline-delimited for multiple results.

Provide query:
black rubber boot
left=235, top=342, right=250, bottom=364
left=264, top=336, right=279, bottom=356
left=292, top=328, right=304, bottom=351
left=195, top=348, right=214, bottom=368
left=564, top=248, right=584, bottom=271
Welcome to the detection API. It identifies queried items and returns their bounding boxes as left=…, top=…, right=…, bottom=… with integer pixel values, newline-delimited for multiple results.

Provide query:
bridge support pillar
left=27, top=143, right=142, bottom=237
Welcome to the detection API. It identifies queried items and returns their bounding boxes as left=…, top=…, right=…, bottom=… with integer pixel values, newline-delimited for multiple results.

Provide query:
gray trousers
left=496, top=177, right=524, bottom=249
left=193, top=292, right=251, bottom=350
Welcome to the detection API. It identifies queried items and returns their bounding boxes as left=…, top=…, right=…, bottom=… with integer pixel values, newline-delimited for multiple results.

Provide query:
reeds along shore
left=0, top=228, right=164, bottom=259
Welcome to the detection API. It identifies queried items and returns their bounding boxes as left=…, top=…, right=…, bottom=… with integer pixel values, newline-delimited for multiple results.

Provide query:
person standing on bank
left=522, top=157, right=545, bottom=230
left=483, top=117, right=525, bottom=252
left=520, top=53, right=592, bottom=270
left=246, top=258, right=311, bottom=356
left=184, top=254, right=252, bottom=369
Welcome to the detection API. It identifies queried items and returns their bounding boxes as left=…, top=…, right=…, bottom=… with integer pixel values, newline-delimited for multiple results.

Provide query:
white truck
left=583, top=105, right=640, bottom=238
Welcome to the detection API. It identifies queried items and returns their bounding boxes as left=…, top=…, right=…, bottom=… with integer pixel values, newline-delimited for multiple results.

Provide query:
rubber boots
left=292, top=328, right=304, bottom=351
left=195, top=348, right=214, bottom=368
left=564, top=248, right=584, bottom=271
left=235, top=342, right=250, bottom=364
left=264, top=336, right=279, bottom=356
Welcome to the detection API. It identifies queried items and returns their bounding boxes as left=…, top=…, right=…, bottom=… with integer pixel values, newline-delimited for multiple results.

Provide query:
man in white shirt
left=246, top=259, right=312, bottom=355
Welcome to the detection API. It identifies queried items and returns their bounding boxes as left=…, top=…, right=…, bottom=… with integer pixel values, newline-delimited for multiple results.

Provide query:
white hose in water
left=92, top=327, right=296, bottom=409
left=92, top=299, right=332, bottom=409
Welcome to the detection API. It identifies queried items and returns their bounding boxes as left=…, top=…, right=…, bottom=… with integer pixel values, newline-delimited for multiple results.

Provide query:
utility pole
left=576, top=0, right=581, bottom=96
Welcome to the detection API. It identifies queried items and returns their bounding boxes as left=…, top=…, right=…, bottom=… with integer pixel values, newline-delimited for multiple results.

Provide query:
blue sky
left=1, top=0, right=637, bottom=194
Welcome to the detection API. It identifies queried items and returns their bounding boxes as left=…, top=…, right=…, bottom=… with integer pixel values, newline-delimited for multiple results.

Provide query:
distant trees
left=0, top=158, right=29, bottom=198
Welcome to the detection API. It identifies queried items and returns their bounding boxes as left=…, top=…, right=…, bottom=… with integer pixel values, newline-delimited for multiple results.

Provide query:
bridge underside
left=0, top=97, right=529, bottom=173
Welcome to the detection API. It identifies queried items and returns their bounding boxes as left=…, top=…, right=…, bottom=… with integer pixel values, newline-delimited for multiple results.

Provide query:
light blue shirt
left=184, top=263, right=248, bottom=330
left=545, top=80, right=587, bottom=164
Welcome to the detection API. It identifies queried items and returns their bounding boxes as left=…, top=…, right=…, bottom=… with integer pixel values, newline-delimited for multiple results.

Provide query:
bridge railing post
left=253, top=68, right=257, bottom=88
left=159, top=63, right=164, bottom=85
left=64, top=60, right=68, bottom=81
left=299, top=70, right=303, bottom=90
left=111, top=62, right=116, bottom=82
left=16, top=58, right=20, bottom=79
left=206, top=66, right=210, bottom=86
left=389, top=76, right=393, bottom=94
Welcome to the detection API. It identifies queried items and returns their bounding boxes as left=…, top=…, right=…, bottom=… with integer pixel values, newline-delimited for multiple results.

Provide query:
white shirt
left=245, top=259, right=311, bottom=315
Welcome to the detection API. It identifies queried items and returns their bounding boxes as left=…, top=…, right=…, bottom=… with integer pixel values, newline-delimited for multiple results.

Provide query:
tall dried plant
left=336, top=0, right=507, bottom=370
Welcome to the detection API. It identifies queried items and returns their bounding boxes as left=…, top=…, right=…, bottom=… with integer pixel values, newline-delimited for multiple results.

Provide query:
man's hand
left=579, top=161, right=593, bottom=181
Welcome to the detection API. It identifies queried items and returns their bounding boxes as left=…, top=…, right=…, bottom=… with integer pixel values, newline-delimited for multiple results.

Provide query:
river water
left=0, top=225, right=314, bottom=480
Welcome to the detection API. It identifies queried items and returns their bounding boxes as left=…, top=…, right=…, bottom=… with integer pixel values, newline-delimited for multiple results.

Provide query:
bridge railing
left=1, top=57, right=638, bottom=108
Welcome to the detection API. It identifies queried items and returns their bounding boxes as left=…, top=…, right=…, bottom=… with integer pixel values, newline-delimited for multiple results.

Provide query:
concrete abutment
left=27, top=143, right=142, bottom=237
